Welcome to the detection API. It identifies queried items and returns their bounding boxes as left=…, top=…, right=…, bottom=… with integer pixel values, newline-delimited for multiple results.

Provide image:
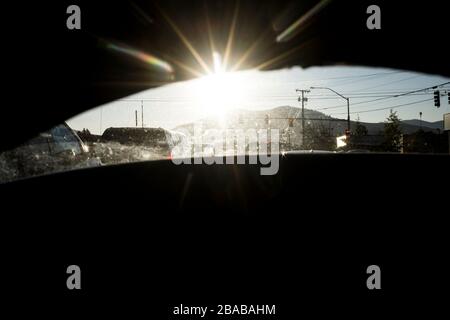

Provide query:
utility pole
left=141, top=100, right=144, bottom=128
left=346, top=97, right=350, bottom=131
left=135, top=110, right=138, bottom=127
left=419, top=111, right=423, bottom=130
left=296, top=89, right=310, bottom=147
left=99, top=106, right=103, bottom=134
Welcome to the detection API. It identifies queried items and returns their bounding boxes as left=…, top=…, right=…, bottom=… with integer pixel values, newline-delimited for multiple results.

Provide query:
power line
left=117, top=92, right=435, bottom=102
left=304, top=93, right=431, bottom=100
left=116, top=86, right=450, bottom=103
left=329, top=98, right=433, bottom=115
left=329, top=71, right=406, bottom=88
left=279, top=71, right=404, bottom=84
left=315, top=81, right=450, bottom=111
left=356, top=75, right=422, bottom=92
left=325, top=71, right=403, bottom=80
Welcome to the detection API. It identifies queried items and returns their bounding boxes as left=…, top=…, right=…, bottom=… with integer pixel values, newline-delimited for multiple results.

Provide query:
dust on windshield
left=1, top=66, right=449, bottom=183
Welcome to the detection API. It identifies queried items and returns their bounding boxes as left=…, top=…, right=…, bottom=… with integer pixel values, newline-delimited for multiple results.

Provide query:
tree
left=354, top=121, right=368, bottom=136
left=383, top=110, right=402, bottom=152
left=303, top=121, right=336, bottom=150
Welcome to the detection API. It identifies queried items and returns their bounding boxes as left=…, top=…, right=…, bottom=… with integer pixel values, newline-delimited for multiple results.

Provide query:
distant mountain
left=263, top=106, right=441, bottom=134
left=359, top=119, right=441, bottom=135
left=173, top=106, right=441, bottom=145
left=401, top=119, right=443, bottom=130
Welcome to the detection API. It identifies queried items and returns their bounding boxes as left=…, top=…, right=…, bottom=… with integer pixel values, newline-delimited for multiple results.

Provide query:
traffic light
left=345, top=129, right=351, bottom=138
left=288, top=118, right=294, bottom=127
left=434, top=90, right=440, bottom=107
left=448, top=92, right=450, bottom=104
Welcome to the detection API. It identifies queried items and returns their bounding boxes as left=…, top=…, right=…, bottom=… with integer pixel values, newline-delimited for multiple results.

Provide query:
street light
left=310, top=86, right=351, bottom=131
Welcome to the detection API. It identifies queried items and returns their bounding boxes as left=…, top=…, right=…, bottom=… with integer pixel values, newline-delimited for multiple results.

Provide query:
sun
left=192, top=52, right=246, bottom=124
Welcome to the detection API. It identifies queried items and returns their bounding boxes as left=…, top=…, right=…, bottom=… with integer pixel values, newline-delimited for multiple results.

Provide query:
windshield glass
left=69, top=65, right=449, bottom=153
left=1, top=65, right=449, bottom=183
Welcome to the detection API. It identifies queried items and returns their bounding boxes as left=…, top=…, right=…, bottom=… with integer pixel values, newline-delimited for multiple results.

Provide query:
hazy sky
left=68, top=65, right=450, bottom=135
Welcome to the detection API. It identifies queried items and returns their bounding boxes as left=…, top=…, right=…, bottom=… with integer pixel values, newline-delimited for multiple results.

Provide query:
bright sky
left=68, top=65, right=450, bottom=135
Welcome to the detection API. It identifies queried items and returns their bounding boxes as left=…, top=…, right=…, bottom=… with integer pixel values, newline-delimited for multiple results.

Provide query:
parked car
left=0, top=122, right=100, bottom=182
left=101, top=127, right=188, bottom=156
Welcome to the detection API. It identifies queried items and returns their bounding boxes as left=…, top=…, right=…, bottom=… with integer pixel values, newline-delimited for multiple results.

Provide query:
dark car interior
left=1, top=0, right=449, bottom=317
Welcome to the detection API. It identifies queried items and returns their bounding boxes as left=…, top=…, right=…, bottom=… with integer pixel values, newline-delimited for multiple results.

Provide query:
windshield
left=1, top=66, right=449, bottom=183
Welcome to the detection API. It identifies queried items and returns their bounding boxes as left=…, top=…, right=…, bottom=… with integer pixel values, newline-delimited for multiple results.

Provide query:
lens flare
left=106, top=43, right=173, bottom=74
left=213, top=52, right=223, bottom=74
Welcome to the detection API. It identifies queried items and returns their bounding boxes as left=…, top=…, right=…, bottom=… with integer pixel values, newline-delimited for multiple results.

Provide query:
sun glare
left=192, top=52, right=246, bottom=124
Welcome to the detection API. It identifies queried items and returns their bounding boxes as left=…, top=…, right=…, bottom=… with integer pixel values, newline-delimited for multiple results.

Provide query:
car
left=99, top=127, right=189, bottom=159
left=0, top=122, right=100, bottom=182
left=103, top=126, right=187, bottom=149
